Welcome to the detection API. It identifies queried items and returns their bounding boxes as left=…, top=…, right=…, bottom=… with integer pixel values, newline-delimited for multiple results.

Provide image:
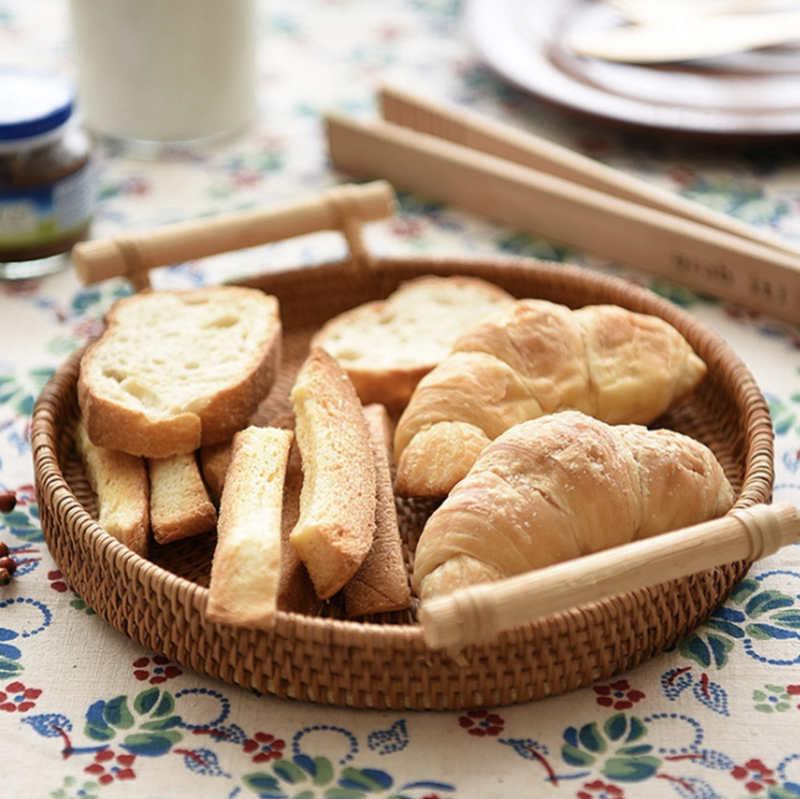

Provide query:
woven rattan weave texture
left=32, top=254, right=774, bottom=710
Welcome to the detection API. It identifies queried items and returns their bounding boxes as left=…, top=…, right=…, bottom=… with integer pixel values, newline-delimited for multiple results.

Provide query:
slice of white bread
left=344, top=404, right=411, bottom=618
left=311, top=275, right=514, bottom=415
left=74, top=418, right=150, bottom=557
left=289, top=346, right=377, bottom=600
left=147, top=452, right=217, bottom=544
left=78, top=286, right=282, bottom=458
left=206, top=425, right=293, bottom=630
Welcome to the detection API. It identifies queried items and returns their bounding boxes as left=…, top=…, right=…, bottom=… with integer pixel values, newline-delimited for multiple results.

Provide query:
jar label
left=0, top=163, right=93, bottom=248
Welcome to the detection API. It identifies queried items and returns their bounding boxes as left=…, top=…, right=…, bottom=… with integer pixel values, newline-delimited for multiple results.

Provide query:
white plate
left=463, top=0, right=800, bottom=137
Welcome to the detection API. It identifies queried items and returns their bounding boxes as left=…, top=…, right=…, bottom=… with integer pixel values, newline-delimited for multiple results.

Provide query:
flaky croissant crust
left=412, top=411, right=735, bottom=600
left=394, top=299, right=708, bottom=497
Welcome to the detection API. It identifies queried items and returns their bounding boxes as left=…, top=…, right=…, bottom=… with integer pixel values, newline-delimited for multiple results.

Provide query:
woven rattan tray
left=32, top=252, right=774, bottom=710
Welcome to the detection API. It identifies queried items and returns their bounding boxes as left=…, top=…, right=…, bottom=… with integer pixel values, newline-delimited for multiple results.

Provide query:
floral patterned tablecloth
left=4, top=1, right=800, bottom=797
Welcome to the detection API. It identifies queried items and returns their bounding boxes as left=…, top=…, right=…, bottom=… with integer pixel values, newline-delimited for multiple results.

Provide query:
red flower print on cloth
left=458, top=709, right=505, bottom=737
left=244, top=732, right=286, bottom=763
left=0, top=681, right=42, bottom=712
left=577, top=779, right=625, bottom=799
left=731, top=759, right=778, bottom=794
left=85, top=749, right=136, bottom=785
left=132, top=655, right=182, bottom=684
left=48, top=569, right=70, bottom=592
left=593, top=680, right=646, bottom=711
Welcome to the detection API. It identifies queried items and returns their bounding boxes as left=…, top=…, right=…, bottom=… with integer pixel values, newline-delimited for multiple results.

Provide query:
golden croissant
left=394, top=299, right=707, bottom=497
left=412, top=411, right=735, bottom=601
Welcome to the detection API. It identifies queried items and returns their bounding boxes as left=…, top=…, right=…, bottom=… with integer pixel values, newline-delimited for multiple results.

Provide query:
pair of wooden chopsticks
left=326, top=83, right=800, bottom=325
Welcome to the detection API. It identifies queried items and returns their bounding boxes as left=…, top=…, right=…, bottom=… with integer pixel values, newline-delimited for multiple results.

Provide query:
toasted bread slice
left=344, top=403, right=411, bottom=618
left=206, top=425, right=293, bottom=630
left=148, top=452, right=217, bottom=544
left=289, top=347, right=376, bottom=600
left=75, top=418, right=150, bottom=557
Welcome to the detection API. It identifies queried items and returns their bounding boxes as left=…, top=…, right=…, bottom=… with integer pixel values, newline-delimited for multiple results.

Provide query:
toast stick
left=344, top=404, right=411, bottom=618
left=289, top=347, right=377, bottom=600
left=74, top=418, right=150, bottom=557
left=206, top=426, right=293, bottom=630
left=148, top=452, right=217, bottom=544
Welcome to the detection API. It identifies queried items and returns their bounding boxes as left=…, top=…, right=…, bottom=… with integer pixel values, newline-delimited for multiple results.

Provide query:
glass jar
left=0, top=68, right=93, bottom=279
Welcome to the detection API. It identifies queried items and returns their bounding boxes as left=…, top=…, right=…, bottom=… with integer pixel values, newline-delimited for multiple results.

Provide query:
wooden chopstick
left=325, top=90, right=800, bottom=325
left=381, top=84, right=800, bottom=258
left=418, top=502, right=800, bottom=651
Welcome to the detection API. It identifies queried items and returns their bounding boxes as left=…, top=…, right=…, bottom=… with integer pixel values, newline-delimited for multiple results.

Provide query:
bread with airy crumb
left=289, top=347, right=376, bottom=600
left=74, top=418, right=150, bottom=557
left=78, top=286, right=282, bottom=458
left=311, top=275, right=514, bottom=415
left=206, top=425, right=293, bottom=630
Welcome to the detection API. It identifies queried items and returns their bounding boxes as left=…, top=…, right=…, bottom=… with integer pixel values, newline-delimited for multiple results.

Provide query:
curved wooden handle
left=72, top=180, right=396, bottom=288
left=419, top=502, right=800, bottom=651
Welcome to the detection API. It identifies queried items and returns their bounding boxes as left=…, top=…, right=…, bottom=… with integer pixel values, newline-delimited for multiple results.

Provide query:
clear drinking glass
left=69, top=0, right=258, bottom=155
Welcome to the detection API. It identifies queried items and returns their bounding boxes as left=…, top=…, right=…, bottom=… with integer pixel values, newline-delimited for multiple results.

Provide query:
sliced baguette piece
left=74, top=418, right=150, bottom=557
left=311, top=275, right=514, bottom=415
left=289, top=346, right=377, bottom=600
left=147, top=452, right=217, bottom=544
left=78, top=286, right=282, bottom=458
left=206, top=425, right=293, bottom=630
left=344, top=404, right=411, bottom=618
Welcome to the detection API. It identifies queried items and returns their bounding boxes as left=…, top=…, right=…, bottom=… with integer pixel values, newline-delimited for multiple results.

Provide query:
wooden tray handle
left=419, top=501, right=800, bottom=651
left=72, top=180, right=397, bottom=289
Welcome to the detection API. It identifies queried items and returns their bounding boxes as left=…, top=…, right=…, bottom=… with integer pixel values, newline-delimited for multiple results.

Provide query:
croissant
left=413, top=411, right=735, bottom=600
left=394, top=299, right=707, bottom=497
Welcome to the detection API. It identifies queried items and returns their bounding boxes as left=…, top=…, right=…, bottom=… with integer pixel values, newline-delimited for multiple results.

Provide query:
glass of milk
left=69, top=0, right=257, bottom=154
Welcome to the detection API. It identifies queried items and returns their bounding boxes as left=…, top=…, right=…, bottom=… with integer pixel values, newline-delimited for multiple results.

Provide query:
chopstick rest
left=326, top=89, right=800, bottom=325
left=418, top=501, right=800, bottom=650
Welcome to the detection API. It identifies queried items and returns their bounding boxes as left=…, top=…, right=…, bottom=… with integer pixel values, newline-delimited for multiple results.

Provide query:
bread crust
left=78, top=287, right=282, bottom=458
left=344, top=403, right=411, bottom=617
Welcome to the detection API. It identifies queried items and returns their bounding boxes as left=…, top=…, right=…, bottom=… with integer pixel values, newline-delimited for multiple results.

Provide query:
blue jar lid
left=0, top=68, right=75, bottom=143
